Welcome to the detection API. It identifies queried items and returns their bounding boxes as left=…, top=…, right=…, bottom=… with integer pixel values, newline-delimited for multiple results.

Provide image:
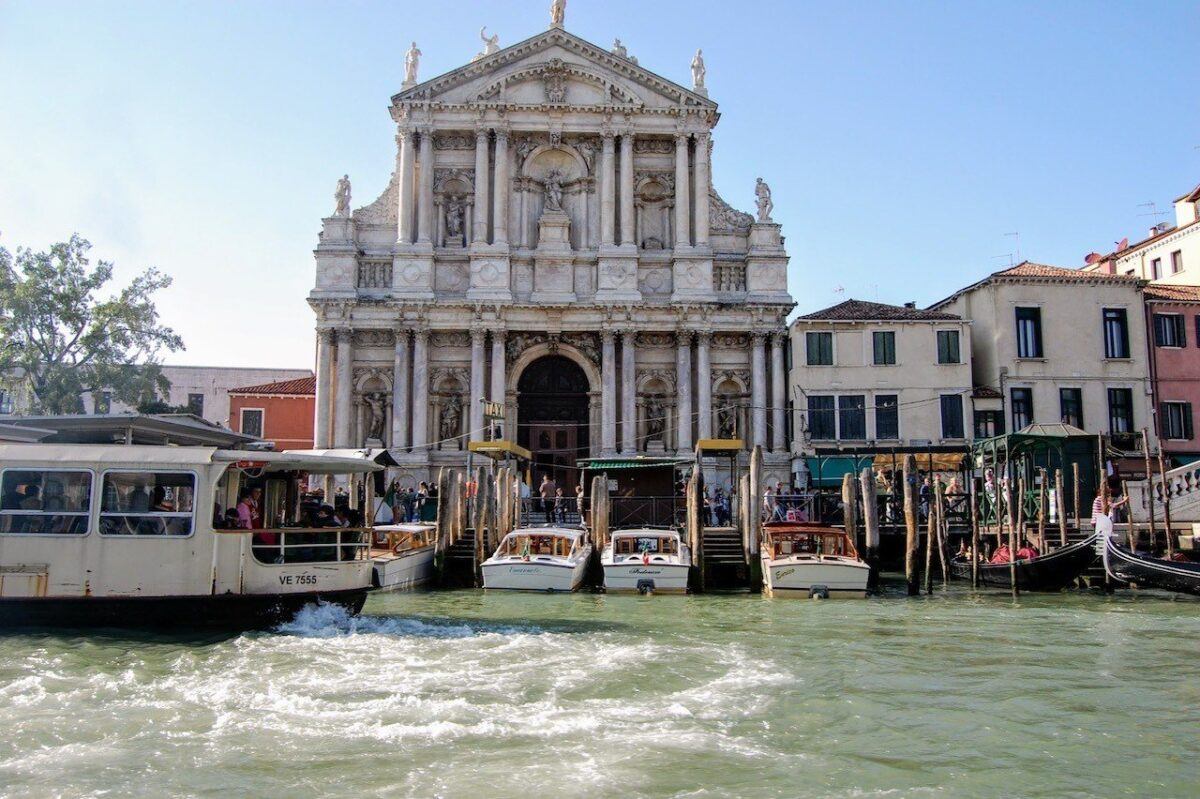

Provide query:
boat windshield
left=769, top=531, right=856, bottom=559
left=614, top=535, right=678, bottom=556
left=499, top=533, right=577, bottom=558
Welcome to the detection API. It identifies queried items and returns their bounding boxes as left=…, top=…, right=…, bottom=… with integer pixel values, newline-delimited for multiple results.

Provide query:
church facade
left=309, top=11, right=794, bottom=489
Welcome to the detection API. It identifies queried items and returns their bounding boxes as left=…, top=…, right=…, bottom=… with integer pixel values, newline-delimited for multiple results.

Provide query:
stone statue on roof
left=404, top=42, right=421, bottom=85
left=477, top=27, right=499, bottom=59
left=755, top=177, right=774, bottom=223
left=334, top=174, right=351, bottom=217
left=691, top=49, right=706, bottom=91
left=550, top=0, right=566, bottom=28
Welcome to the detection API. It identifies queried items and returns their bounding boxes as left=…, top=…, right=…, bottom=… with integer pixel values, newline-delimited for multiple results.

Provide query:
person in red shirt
left=989, top=542, right=1011, bottom=564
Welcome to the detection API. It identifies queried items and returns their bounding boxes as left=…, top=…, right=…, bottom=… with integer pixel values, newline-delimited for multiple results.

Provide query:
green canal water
left=1, top=582, right=1197, bottom=798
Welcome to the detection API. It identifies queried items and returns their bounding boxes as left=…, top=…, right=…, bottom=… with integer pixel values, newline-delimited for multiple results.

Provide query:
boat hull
left=371, top=546, right=436, bottom=591
left=950, top=535, right=1096, bottom=591
left=0, top=588, right=368, bottom=630
left=481, top=557, right=590, bottom=591
left=602, top=561, right=690, bottom=593
left=1103, top=536, right=1200, bottom=596
left=762, top=558, right=870, bottom=598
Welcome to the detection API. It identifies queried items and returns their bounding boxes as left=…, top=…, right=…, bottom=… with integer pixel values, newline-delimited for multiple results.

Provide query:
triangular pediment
left=394, top=28, right=716, bottom=112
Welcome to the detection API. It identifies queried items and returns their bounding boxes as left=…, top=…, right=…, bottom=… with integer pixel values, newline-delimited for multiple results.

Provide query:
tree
left=0, top=235, right=184, bottom=414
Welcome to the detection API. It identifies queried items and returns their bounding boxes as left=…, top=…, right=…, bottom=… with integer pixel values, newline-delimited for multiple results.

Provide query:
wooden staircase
left=700, top=526, right=750, bottom=589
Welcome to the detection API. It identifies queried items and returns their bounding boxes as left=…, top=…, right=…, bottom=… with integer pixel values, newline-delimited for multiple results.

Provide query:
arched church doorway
left=516, top=355, right=590, bottom=493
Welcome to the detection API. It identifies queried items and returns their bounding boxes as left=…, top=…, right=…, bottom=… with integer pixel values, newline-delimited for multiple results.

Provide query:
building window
left=1102, top=308, right=1129, bottom=358
left=806, top=331, right=833, bottom=366
left=872, top=331, right=896, bottom=365
left=974, top=410, right=1004, bottom=439
left=1107, top=388, right=1133, bottom=434
left=1171, top=250, right=1184, bottom=274
left=1151, top=258, right=1162, bottom=280
left=1015, top=307, right=1043, bottom=358
left=240, top=408, right=264, bottom=438
left=838, top=395, right=866, bottom=440
left=0, top=389, right=11, bottom=415
left=940, top=394, right=964, bottom=439
left=1011, top=387, right=1033, bottom=431
left=1059, top=388, right=1083, bottom=428
left=1154, top=313, right=1186, bottom=347
left=94, top=391, right=111, bottom=414
left=807, top=396, right=835, bottom=440
left=1161, top=402, right=1194, bottom=441
left=875, top=395, right=899, bottom=440
left=187, top=393, right=204, bottom=416
left=936, top=330, right=960, bottom=364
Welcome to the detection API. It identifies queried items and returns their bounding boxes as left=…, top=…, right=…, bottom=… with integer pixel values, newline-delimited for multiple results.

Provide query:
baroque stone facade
left=308, top=14, right=794, bottom=485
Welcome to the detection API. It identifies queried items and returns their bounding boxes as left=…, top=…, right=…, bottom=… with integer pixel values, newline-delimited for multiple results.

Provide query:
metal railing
left=219, top=526, right=370, bottom=564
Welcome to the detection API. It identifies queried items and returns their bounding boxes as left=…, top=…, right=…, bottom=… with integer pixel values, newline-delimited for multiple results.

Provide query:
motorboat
left=1099, top=514, right=1200, bottom=596
left=601, top=527, right=690, bottom=593
left=760, top=521, right=870, bottom=598
left=481, top=526, right=592, bottom=591
left=370, top=522, right=437, bottom=590
left=0, top=443, right=380, bottom=628
left=949, top=535, right=1097, bottom=591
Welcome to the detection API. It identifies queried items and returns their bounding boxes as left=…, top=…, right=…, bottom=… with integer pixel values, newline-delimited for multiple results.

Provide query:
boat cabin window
left=502, top=534, right=575, bottom=558
left=99, top=471, right=195, bottom=536
left=772, top=532, right=853, bottom=559
left=614, top=536, right=677, bottom=555
left=0, top=469, right=92, bottom=535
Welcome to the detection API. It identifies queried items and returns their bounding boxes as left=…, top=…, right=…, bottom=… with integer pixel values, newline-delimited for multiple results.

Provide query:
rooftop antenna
left=992, top=253, right=1015, bottom=267
left=1137, top=201, right=1167, bottom=221
left=832, top=285, right=845, bottom=299
left=1004, top=232, right=1021, bottom=262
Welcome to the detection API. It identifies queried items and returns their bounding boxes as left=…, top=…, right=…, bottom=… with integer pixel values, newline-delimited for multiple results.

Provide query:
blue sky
left=1, top=1, right=1197, bottom=369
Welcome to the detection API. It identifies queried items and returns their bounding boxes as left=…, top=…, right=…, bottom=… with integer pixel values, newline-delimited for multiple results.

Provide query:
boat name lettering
left=775, top=568, right=795, bottom=579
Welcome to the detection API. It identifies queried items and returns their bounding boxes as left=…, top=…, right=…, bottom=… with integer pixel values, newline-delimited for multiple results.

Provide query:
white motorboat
left=481, top=526, right=592, bottom=591
left=601, top=527, right=691, bottom=593
left=760, top=521, right=870, bottom=598
left=371, top=522, right=437, bottom=590
left=0, top=443, right=380, bottom=628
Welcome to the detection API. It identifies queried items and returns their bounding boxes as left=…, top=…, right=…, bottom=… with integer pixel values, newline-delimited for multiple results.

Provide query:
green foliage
left=135, top=399, right=195, bottom=415
left=0, top=235, right=184, bottom=414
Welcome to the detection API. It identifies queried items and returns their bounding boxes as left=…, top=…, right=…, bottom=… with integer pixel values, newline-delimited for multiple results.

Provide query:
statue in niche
left=646, top=397, right=666, bottom=442
left=440, top=395, right=462, bottom=441
left=404, top=42, right=421, bottom=84
left=543, top=169, right=565, bottom=213
left=445, top=196, right=465, bottom=244
left=550, top=0, right=566, bottom=27
left=717, top=403, right=737, bottom=439
left=574, top=139, right=594, bottom=173
left=475, top=27, right=499, bottom=60
left=333, top=174, right=351, bottom=216
left=691, top=49, right=706, bottom=91
left=755, top=177, right=774, bottom=223
left=364, top=392, right=386, bottom=442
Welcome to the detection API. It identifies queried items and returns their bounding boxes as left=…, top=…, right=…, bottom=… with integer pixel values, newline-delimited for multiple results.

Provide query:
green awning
left=578, top=457, right=688, bottom=471
left=804, top=456, right=874, bottom=487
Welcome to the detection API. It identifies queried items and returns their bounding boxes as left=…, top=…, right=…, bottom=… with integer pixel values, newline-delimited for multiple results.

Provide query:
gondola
left=1100, top=518, right=1200, bottom=597
left=949, top=534, right=1097, bottom=591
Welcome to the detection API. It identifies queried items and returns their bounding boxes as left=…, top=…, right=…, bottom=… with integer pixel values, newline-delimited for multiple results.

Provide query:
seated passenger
left=1016, top=540, right=1040, bottom=560
left=990, top=543, right=1012, bottom=564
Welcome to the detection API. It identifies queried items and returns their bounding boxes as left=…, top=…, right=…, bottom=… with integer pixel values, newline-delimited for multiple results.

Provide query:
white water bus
left=481, top=526, right=593, bottom=591
left=0, top=443, right=381, bottom=628
left=601, top=527, right=691, bottom=593
left=370, top=522, right=437, bottom=590
left=760, top=521, right=871, bottom=598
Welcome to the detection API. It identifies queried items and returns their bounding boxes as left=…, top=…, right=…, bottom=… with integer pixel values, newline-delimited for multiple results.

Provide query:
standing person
left=539, top=474, right=556, bottom=517
left=919, top=476, right=932, bottom=521
left=773, top=481, right=788, bottom=521
left=236, top=487, right=263, bottom=530
left=574, top=483, right=585, bottom=521
left=553, top=487, right=567, bottom=524
left=762, top=484, right=776, bottom=523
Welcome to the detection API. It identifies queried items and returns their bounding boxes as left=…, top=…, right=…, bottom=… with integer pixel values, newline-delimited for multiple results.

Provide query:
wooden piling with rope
left=903, top=454, right=919, bottom=596
left=859, top=467, right=881, bottom=592
left=1156, top=450, right=1175, bottom=559
left=1141, top=429, right=1156, bottom=553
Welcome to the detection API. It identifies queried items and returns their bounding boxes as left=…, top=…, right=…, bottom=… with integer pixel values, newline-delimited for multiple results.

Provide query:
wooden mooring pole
left=1037, top=467, right=1047, bottom=553
left=1072, top=462, right=1081, bottom=530
left=1008, top=472, right=1019, bottom=598
left=1141, top=429, right=1157, bottom=553
left=924, top=476, right=937, bottom=594
left=903, top=454, right=919, bottom=596
left=969, top=478, right=980, bottom=589
left=1157, top=450, right=1175, bottom=560
left=859, top=467, right=881, bottom=592
left=1055, top=469, right=1067, bottom=548
left=935, top=478, right=948, bottom=588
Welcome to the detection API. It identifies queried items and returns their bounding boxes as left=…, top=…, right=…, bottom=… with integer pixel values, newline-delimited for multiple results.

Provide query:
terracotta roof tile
left=996, top=261, right=1140, bottom=281
left=972, top=386, right=1002, bottom=399
left=1144, top=284, right=1200, bottom=302
left=795, top=299, right=960, bottom=322
left=229, top=375, right=316, bottom=396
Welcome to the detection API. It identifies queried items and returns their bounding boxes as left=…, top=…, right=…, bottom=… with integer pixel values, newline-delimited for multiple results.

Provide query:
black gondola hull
left=949, top=535, right=1096, bottom=591
left=1103, top=537, right=1200, bottom=597
left=0, top=588, right=368, bottom=630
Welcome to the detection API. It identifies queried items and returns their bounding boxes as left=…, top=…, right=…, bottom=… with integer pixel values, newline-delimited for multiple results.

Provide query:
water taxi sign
left=482, top=400, right=505, bottom=420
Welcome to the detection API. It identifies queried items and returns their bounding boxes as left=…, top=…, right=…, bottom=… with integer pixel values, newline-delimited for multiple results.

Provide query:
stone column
left=411, top=328, right=429, bottom=452
left=771, top=332, right=786, bottom=453
left=695, top=330, right=712, bottom=440
left=314, top=329, right=333, bottom=448
left=492, top=129, right=510, bottom=245
left=693, top=131, right=710, bottom=247
left=334, top=330, right=353, bottom=447
left=601, top=330, right=617, bottom=454
left=673, top=133, right=690, bottom=249
left=490, top=330, right=506, bottom=437
left=392, top=330, right=411, bottom=450
left=417, top=128, right=434, bottom=244
left=600, top=131, right=616, bottom=246
left=619, top=131, right=635, bottom=246
left=751, top=332, right=767, bottom=449
left=472, top=127, right=490, bottom=244
left=676, top=331, right=693, bottom=453
left=469, top=327, right=486, bottom=442
left=396, top=126, right=415, bottom=244
left=621, top=330, right=637, bottom=454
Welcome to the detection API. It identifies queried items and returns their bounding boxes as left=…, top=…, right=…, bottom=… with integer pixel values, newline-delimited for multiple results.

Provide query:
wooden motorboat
left=370, top=522, right=436, bottom=591
left=1100, top=515, right=1200, bottom=596
left=760, top=522, right=870, bottom=598
left=601, top=527, right=691, bottom=594
left=481, top=526, right=592, bottom=591
left=949, top=534, right=1097, bottom=591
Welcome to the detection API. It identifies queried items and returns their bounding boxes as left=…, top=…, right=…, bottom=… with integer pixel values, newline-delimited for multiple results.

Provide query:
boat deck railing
left=217, top=526, right=371, bottom=564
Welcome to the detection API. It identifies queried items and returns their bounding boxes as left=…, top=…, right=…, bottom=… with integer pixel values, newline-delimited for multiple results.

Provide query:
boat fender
left=636, top=579, right=656, bottom=595
left=809, top=585, right=829, bottom=600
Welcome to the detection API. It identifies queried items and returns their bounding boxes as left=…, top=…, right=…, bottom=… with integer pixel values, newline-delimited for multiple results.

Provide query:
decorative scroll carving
left=544, top=58, right=567, bottom=103
left=709, top=187, right=753, bottom=234
left=713, top=333, right=750, bottom=349
left=634, top=138, right=674, bottom=154
left=636, top=367, right=676, bottom=392
left=433, top=168, right=474, bottom=193
left=433, top=133, right=474, bottom=150
left=504, top=331, right=600, bottom=364
left=430, top=331, right=471, bottom=348
left=430, top=366, right=469, bottom=391
left=352, top=329, right=394, bottom=346
left=352, top=366, right=391, bottom=389
left=712, top=368, right=751, bottom=392
left=635, top=170, right=674, bottom=193
left=352, top=171, right=398, bottom=225
left=635, top=332, right=674, bottom=349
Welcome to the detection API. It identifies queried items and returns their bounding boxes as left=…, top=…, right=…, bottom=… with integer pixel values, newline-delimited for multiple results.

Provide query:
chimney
left=903, top=301, right=916, bottom=309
